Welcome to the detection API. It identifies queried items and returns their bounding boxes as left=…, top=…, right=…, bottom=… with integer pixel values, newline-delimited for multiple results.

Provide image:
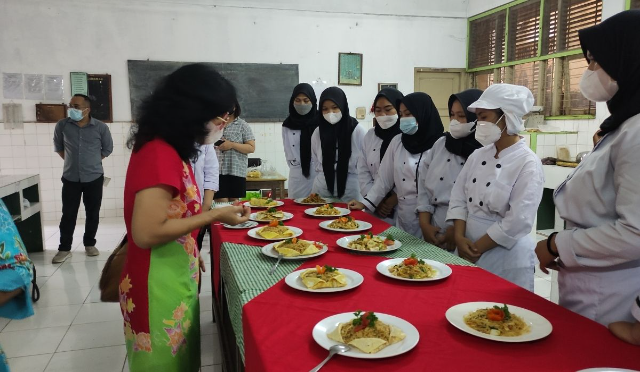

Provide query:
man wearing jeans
left=52, top=94, right=113, bottom=263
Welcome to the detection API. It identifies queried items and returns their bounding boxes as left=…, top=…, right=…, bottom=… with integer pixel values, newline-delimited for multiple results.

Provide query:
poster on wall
left=24, top=74, right=45, bottom=100
left=3, top=73, right=23, bottom=99
left=45, top=75, right=64, bottom=101
left=70, top=72, right=88, bottom=96
left=338, top=53, right=363, bottom=86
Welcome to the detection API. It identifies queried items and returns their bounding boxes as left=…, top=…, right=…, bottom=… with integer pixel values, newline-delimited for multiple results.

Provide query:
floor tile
left=84, top=285, right=103, bottom=304
left=72, top=302, right=122, bottom=325
left=45, top=345, right=126, bottom=372
left=6, top=353, right=53, bottom=372
left=0, top=317, right=10, bottom=332
left=200, top=292, right=213, bottom=315
left=200, top=333, right=221, bottom=366
left=0, top=326, right=68, bottom=357
left=33, top=286, right=92, bottom=307
left=3, top=304, right=82, bottom=332
left=200, top=366, right=222, bottom=372
left=200, top=311, right=216, bottom=336
left=57, top=320, right=124, bottom=352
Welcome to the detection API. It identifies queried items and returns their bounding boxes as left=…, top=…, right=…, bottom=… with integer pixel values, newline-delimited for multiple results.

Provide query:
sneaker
left=85, top=246, right=100, bottom=256
left=52, top=251, right=72, bottom=264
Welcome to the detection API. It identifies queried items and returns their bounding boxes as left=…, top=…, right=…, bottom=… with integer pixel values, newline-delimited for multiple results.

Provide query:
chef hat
left=467, top=84, right=534, bottom=135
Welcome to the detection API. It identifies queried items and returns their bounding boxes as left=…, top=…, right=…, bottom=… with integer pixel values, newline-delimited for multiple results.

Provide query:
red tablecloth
left=242, top=253, right=640, bottom=372
left=210, top=199, right=391, bottom=298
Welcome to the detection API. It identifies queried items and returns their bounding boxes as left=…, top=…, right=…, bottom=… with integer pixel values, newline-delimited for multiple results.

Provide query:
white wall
left=0, top=0, right=469, bottom=220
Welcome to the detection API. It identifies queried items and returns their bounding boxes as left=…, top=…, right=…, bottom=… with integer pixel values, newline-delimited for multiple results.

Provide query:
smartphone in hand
left=214, top=139, right=225, bottom=147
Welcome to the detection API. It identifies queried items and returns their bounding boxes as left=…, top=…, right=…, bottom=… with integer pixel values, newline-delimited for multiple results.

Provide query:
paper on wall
left=3, top=73, right=23, bottom=99
left=45, top=75, right=64, bottom=101
left=24, top=74, right=44, bottom=100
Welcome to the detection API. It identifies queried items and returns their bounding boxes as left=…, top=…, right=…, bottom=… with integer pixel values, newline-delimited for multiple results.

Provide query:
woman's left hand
left=535, top=238, right=559, bottom=274
left=199, top=256, right=206, bottom=273
left=217, top=140, right=233, bottom=151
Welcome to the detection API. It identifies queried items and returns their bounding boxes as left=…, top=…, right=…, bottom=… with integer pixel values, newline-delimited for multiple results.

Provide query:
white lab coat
left=311, top=124, right=367, bottom=202
left=553, top=114, right=640, bottom=325
left=363, top=135, right=429, bottom=238
left=447, top=139, right=544, bottom=291
left=282, top=126, right=317, bottom=199
left=357, top=128, right=396, bottom=225
left=416, top=136, right=467, bottom=235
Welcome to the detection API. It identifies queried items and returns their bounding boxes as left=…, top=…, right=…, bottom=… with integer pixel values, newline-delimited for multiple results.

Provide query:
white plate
left=304, top=207, right=351, bottom=218
left=312, top=312, right=420, bottom=359
left=376, top=258, right=452, bottom=282
left=318, top=220, right=373, bottom=233
left=445, top=302, right=553, bottom=343
left=249, top=212, right=294, bottom=223
left=293, top=197, right=340, bottom=205
left=261, top=241, right=328, bottom=259
left=284, top=268, right=364, bottom=292
left=222, top=221, right=259, bottom=229
left=577, top=369, right=639, bottom=372
left=337, top=235, right=402, bottom=253
left=247, top=226, right=303, bottom=241
left=243, top=200, right=285, bottom=208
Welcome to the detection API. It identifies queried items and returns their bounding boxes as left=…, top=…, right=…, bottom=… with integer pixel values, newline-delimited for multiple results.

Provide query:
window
left=467, top=0, right=602, bottom=117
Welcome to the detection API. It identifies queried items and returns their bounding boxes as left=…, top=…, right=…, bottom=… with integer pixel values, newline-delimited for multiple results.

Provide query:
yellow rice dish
left=347, top=232, right=395, bottom=251
left=256, top=207, right=285, bottom=221
left=327, top=216, right=359, bottom=230
left=299, top=265, right=347, bottom=289
left=249, top=198, right=278, bottom=207
left=257, top=223, right=294, bottom=239
left=273, top=238, right=321, bottom=257
left=301, top=193, right=326, bottom=204
left=464, top=304, right=530, bottom=337
left=327, top=311, right=405, bottom=354
left=389, top=254, right=437, bottom=279
left=314, top=204, right=341, bottom=216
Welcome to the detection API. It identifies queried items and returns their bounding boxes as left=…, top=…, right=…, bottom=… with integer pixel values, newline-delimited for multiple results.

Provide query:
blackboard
left=87, top=74, right=113, bottom=123
left=127, top=60, right=299, bottom=122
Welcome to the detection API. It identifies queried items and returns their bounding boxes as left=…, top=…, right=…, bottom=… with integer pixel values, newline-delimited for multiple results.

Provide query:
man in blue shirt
left=52, top=94, right=113, bottom=263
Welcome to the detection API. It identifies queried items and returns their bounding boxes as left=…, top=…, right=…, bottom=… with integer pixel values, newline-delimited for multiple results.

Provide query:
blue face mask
left=68, top=108, right=86, bottom=121
left=400, top=117, right=418, bottom=135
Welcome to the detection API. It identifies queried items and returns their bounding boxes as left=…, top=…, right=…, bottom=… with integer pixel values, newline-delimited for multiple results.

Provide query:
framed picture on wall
left=338, top=53, right=363, bottom=86
left=378, top=83, right=398, bottom=91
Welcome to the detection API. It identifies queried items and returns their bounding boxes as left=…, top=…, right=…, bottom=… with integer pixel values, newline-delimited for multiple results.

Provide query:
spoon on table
left=309, top=344, right=350, bottom=372
left=268, top=253, right=284, bottom=275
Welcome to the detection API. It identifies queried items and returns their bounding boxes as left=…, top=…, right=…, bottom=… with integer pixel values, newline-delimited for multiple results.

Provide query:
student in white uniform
left=349, top=93, right=444, bottom=237
left=535, top=10, right=640, bottom=326
left=281, top=83, right=319, bottom=199
left=447, top=84, right=544, bottom=291
left=311, top=87, right=366, bottom=202
left=357, top=88, right=404, bottom=224
left=417, top=89, right=483, bottom=249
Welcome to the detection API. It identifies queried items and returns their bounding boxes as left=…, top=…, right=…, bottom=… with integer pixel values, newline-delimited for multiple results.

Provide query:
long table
left=210, top=200, right=640, bottom=372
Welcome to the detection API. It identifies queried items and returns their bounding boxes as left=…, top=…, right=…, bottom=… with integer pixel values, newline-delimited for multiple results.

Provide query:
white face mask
left=323, top=112, right=342, bottom=125
left=579, top=66, right=619, bottom=102
left=475, top=115, right=505, bottom=146
left=203, top=121, right=224, bottom=144
left=375, top=114, right=398, bottom=129
left=449, top=119, right=475, bottom=139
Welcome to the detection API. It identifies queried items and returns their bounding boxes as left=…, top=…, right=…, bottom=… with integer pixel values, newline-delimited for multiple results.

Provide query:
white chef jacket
left=363, top=135, right=429, bottom=237
left=447, top=139, right=544, bottom=290
left=553, top=114, right=640, bottom=325
left=190, top=144, right=219, bottom=204
left=282, top=126, right=317, bottom=199
left=310, top=124, right=367, bottom=202
left=416, top=136, right=467, bottom=232
left=357, top=128, right=396, bottom=225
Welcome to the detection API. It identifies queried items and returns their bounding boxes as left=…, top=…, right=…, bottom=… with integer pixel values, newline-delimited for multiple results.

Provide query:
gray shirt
left=53, top=117, right=113, bottom=183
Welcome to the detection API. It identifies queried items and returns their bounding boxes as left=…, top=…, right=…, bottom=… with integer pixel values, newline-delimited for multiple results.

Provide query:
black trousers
left=58, top=175, right=104, bottom=251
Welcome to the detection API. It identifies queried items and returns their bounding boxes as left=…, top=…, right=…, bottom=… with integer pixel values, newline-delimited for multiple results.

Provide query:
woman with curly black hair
left=120, top=63, right=250, bottom=371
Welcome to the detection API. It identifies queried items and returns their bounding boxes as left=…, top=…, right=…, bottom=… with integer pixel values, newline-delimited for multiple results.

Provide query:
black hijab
left=444, top=89, right=484, bottom=159
left=579, top=10, right=640, bottom=135
left=282, top=83, right=318, bottom=177
left=399, top=93, right=444, bottom=154
left=318, top=87, right=359, bottom=197
left=373, top=88, right=404, bottom=161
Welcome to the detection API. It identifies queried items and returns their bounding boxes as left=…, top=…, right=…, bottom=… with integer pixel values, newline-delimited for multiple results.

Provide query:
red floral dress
left=120, top=139, right=202, bottom=371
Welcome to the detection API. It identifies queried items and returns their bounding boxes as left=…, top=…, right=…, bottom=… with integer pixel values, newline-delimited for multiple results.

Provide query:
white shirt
left=416, top=136, right=467, bottom=221
left=282, top=126, right=304, bottom=168
left=190, top=144, right=219, bottom=203
left=447, top=139, right=544, bottom=248
left=282, top=126, right=317, bottom=199
left=357, top=128, right=385, bottom=197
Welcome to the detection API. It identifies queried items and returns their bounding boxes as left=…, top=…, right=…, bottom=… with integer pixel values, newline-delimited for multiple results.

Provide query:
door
left=414, top=69, right=467, bottom=130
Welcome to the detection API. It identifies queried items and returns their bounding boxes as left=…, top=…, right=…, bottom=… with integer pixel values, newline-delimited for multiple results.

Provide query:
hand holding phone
left=214, top=139, right=226, bottom=147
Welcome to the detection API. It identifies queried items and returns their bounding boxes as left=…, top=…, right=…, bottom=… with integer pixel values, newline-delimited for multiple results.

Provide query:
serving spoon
left=309, top=344, right=350, bottom=372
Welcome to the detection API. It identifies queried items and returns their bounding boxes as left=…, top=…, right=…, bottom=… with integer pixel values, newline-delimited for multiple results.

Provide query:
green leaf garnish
left=323, top=265, right=337, bottom=272
left=493, top=304, right=512, bottom=320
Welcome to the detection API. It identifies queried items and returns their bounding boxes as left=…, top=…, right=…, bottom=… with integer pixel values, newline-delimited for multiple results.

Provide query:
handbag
left=99, top=236, right=128, bottom=302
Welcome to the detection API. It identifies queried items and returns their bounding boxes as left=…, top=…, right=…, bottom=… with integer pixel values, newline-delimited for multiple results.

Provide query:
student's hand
left=593, top=130, right=603, bottom=147
left=609, top=320, right=640, bottom=346
left=209, top=205, right=250, bottom=226
left=199, top=256, right=206, bottom=273
left=217, top=139, right=233, bottom=151
left=376, top=204, right=391, bottom=218
left=534, top=238, right=560, bottom=274
left=421, top=223, right=440, bottom=246
left=441, top=226, right=456, bottom=252
left=456, top=235, right=480, bottom=263
left=347, top=200, right=365, bottom=210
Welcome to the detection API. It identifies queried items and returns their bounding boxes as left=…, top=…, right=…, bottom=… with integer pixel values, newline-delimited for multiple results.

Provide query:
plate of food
left=247, top=221, right=303, bottom=241
left=284, top=265, right=363, bottom=292
left=319, top=216, right=373, bottom=232
left=445, top=302, right=553, bottom=342
left=304, top=204, right=350, bottom=218
left=244, top=197, right=284, bottom=208
left=249, top=207, right=294, bottom=222
left=337, top=232, right=401, bottom=253
left=294, top=193, right=339, bottom=205
left=222, top=221, right=259, bottom=229
left=376, top=255, right=452, bottom=281
left=312, top=310, right=419, bottom=359
left=261, top=238, right=327, bottom=259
